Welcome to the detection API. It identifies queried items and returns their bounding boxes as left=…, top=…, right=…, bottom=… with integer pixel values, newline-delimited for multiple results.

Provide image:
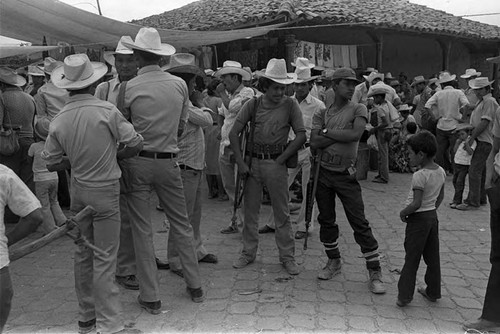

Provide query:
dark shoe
left=171, top=269, right=184, bottom=278
left=156, top=204, right=164, bottom=211
left=218, top=194, right=229, bottom=201
left=368, top=269, right=386, bottom=294
left=155, top=258, right=170, bottom=270
left=186, top=287, right=205, bottom=303
left=396, top=299, right=410, bottom=307
left=456, top=203, right=479, bottom=211
left=462, top=318, right=500, bottom=332
left=372, top=178, right=388, bottom=184
left=78, top=318, right=96, bottom=334
left=417, top=287, right=437, bottom=302
left=220, top=224, right=238, bottom=234
left=258, top=225, right=275, bottom=234
left=318, top=258, right=341, bottom=280
left=199, top=253, right=218, bottom=263
left=480, top=200, right=488, bottom=206
left=115, top=275, right=139, bottom=290
left=282, top=260, right=300, bottom=275
left=233, top=256, right=253, bottom=269
left=137, top=296, right=161, bottom=315
left=294, top=231, right=308, bottom=240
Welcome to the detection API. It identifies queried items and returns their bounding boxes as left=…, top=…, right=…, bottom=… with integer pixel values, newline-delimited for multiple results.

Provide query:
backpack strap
left=116, top=81, right=129, bottom=121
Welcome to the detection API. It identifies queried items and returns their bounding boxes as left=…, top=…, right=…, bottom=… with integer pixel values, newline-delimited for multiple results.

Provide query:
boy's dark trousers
left=398, top=210, right=441, bottom=303
left=452, top=163, right=469, bottom=204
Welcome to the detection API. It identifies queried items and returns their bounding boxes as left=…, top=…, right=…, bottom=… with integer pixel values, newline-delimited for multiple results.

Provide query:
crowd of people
left=0, top=26, right=499, bottom=333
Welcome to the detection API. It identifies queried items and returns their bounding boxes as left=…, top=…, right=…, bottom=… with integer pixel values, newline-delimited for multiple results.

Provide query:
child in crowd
left=397, top=130, right=446, bottom=307
left=27, top=118, right=66, bottom=234
left=450, top=123, right=476, bottom=209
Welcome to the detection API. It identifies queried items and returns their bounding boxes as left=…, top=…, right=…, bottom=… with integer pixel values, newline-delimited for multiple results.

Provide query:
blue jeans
left=397, top=210, right=441, bottom=303
left=71, top=180, right=123, bottom=334
left=241, top=158, right=295, bottom=263
left=315, top=167, right=380, bottom=270
left=436, top=128, right=457, bottom=173
left=0, top=266, right=13, bottom=333
left=466, top=141, right=492, bottom=207
left=35, top=179, right=67, bottom=234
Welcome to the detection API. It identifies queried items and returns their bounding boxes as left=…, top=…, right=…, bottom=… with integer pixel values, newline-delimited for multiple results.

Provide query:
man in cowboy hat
left=460, top=68, right=482, bottom=122
left=310, top=67, right=386, bottom=294
left=411, top=75, right=430, bottom=128
left=319, top=68, right=336, bottom=108
left=229, top=58, right=305, bottom=275
left=42, top=53, right=143, bottom=334
left=163, top=53, right=218, bottom=275
left=456, top=77, right=497, bottom=211
left=214, top=60, right=255, bottom=234
left=25, top=65, right=45, bottom=97
left=258, top=57, right=325, bottom=239
left=34, top=57, right=68, bottom=121
left=121, top=27, right=205, bottom=310
left=424, top=71, right=470, bottom=174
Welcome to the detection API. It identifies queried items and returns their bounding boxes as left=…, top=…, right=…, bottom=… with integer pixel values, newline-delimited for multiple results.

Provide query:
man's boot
left=317, top=258, right=341, bottom=280
left=368, top=269, right=386, bottom=294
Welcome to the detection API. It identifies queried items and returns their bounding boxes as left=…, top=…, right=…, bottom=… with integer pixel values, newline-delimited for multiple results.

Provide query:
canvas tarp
left=0, top=0, right=287, bottom=50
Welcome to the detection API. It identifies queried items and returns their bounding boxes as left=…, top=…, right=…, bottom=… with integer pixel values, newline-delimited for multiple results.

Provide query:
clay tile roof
left=131, top=0, right=500, bottom=41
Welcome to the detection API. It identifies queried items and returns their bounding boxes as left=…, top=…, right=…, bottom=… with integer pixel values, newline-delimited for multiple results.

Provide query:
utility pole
left=96, top=0, right=102, bottom=15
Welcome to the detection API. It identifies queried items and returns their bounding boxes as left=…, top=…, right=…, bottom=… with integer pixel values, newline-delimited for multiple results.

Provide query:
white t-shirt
left=454, top=137, right=477, bottom=166
left=405, top=166, right=446, bottom=213
left=0, top=165, right=41, bottom=269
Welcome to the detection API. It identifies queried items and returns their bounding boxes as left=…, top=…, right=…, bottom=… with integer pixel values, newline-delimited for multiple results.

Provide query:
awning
left=0, top=46, right=59, bottom=59
left=0, top=0, right=287, bottom=49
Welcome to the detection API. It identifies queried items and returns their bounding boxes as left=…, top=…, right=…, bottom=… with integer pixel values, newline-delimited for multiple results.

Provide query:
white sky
left=60, top=0, right=500, bottom=26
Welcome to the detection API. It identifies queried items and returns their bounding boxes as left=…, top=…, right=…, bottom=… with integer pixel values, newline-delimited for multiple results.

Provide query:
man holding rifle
left=310, top=68, right=386, bottom=294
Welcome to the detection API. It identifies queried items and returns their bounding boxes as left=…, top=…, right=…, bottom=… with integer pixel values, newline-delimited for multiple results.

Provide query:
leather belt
left=212, top=122, right=218, bottom=126
left=251, top=152, right=280, bottom=160
left=178, top=164, right=196, bottom=171
left=138, top=151, right=177, bottom=159
left=300, top=142, right=310, bottom=150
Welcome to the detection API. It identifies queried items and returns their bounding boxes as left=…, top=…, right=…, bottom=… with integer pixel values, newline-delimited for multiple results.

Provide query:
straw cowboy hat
left=367, top=82, right=390, bottom=97
left=28, top=65, right=45, bottom=77
left=411, top=75, right=426, bottom=86
left=292, top=58, right=318, bottom=83
left=363, top=71, right=384, bottom=84
left=362, top=67, right=377, bottom=75
left=453, top=123, right=474, bottom=133
left=40, top=57, right=63, bottom=74
left=438, top=71, right=456, bottom=84
left=257, top=58, right=297, bottom=85
left=34, top=117, right=51, bottom=140
left=122, top=27, right=175, bottom=56
left=214, top=60, right=251, bottom=81
left=428, top=77, right=439, bottom=85
left=321, top=69, right=335, bottom=81
left=51, top=54, right=107, bottom=90
left=398, top=104, right=412, bottom=112
left=385, top=72, right=394, bottom=80
left=468, top=77, right=494, bottom=90
left=162, top=53, right=204, bottom=76
left=0, top=67, right=27, bottom=87
left=331, top=67, right=360, bottom=83
left=460, top=68, right=481, bottom=79
left=103, top=36, right=134, bottom=67
left=204, top=69, right=215, bottom=77
left=389, top=80, right=400, bottom=87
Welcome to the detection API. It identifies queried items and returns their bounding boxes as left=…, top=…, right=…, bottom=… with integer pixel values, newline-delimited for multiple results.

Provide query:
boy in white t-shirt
left=27, top=118, right=66, bottom=234
left=450, top=123, right=476, bottom=209
left=397, top=130, right=446, bottom=307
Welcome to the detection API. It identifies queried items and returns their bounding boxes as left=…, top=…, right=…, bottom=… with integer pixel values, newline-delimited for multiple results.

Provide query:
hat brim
left=257, top=71, right=297, bottom=85
left=214, top=67, right=251, bottom=81
left=411, top=80, right=426, bottom=87
left=51, top=62, right=108, bottom=90
left=460, top=73, right=481, bottom=79
left=337, top=76, right=360, bottom=83
left=453, top=124, right=474, bottom=132
left=103, top=51, right=134, bottom=67
left=469, top=79, right=494, bottom=90
left=122, top=41, right=175, bottom=56
left=34, top=125, right=48, bottom=140
left=292, top=62, right=315, bottom=69
left=163, top=64, right=204, bottom=77
left=438, top=74, right=456, bottom=84
left=0, top=75, right=26, bottom=87
left=294, top=75, right=319, bottom=83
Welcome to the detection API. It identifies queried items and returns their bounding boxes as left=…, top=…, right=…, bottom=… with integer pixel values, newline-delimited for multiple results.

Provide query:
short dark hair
left=407, top=130, right=437, bottom=157
left=406, top=122, right=417, bottom=135
left=170, top=72, right=195, bottom=86
left=134, top=50, right=162, bottom=63
left=259, top=77, right=273, bottom=92
left=207, top=79, right=220, bottom=96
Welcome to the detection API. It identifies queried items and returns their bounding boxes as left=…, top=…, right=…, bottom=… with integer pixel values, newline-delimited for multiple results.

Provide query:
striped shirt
left=0, top=87, right=35, bottom=138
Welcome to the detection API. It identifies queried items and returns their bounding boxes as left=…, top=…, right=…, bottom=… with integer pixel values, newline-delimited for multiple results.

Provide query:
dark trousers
left=482, top=182, right=500, bottom=322
left=315, top=167, right=380, bottom=270
left=452, top=163, right=469, bottom=204
left=436, top=128, right=457, bottom=173
left=466, top=141, right=492, bottom=207
left=398, top=210, right=441, bottom=303
left=0, top=266, right=13, bottom=333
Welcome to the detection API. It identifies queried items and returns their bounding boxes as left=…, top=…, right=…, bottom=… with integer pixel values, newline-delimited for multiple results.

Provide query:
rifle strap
left=246, top=96, right=260, bottom=168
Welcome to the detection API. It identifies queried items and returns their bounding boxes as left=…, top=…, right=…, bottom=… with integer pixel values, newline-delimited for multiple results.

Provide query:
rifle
left=304, top=150, right=322, bottom=250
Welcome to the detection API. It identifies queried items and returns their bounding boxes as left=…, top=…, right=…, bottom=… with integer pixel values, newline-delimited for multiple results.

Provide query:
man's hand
left=237, top=161, right=250, bottom=177
left=275, top=155, right=286, bottom=166
left=190, top=90, right=205, bottom=108
left=399, top=210, right=407, bottom=223
left=216, top=83, right=226, bottom=96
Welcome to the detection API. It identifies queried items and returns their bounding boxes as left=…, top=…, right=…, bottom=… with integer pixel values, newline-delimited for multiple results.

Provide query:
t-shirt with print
left=233, top=96, right=305, bottom=146
left=312, top=101, right=368, bottom=172
left=28, top=141, right=58, bottom=182
left=0, top=165, right=41, bottom=269
left=405, top=166, right=446, bottom=213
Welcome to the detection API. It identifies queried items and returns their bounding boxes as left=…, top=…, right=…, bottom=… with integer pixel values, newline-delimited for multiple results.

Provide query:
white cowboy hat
left=162, top=53, right=204, bottom=76
left=438, top=72, right=456, bottom=84
left=460, top=68, right=481, bottom=79
left=468, top=77, right=494, bottom=90
left=0, top=67, right=26, bottom=87
left=28, top=65, right=45, bottom=77
left=51, top=54, right=107, bottom=90
left=214, top=60, right=251, bottom=81
left=411, top=75, right=426, bottom=86
left=122, top=27, right=175, bottom=56
left=398, top=104, right=412, bottom=112
left=363, top=67, right=377, bottom=74
left=40, top=57, right=63, bottom=74
left=367, top=82, right=390, bottom=97
left=385, top=72, right=394, bottom=80
left=204, top=69, right=215, bottom=77
left=292, top=57, right=315, bottom=69
left=363, top=72, right=384, bottom=84
left=103, top=36, right=134, bottom=67
left=257, top=58, right=297, bottom=85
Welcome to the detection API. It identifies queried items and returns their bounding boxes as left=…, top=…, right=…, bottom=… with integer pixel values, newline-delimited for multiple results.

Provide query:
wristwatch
left=321, top=128, right=328, bottom=136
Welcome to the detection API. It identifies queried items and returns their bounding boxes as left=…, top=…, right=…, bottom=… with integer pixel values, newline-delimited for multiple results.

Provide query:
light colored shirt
left=424, top=86, right=469, bottom=131
left=374, top=101, right=395, bottom=129
left=28, top=141, right=58, bottom=182
left=34, top=81, right=68, bottom=120
left=413, top=86, right=432, bottom=127
left=323, top=88, right=335, bottom=109
left=177, top=102, right=213, bottom=170
left=43, top=94, right=143, bottom=187
left=454, top=137, right=476, bottom=165
left=352, top=82, right=369, bottom=105
left=218, top=84, right=255, bottom=153
left=95, top=77, right=121, bottom=106
left=0, top=164, right=41, bottom=269
left=464, top=87, right=479, bottom=108
left=492, top=106, right=500, bottom=139
left=405, top=166, right=446, bottom=213
left=0, top=87, right=35, bottom=138
left=290, top=93, right=326, bottom=142
left=469, top=93, right=497, bottom=144
left=124, top=65, right=189, bottom=153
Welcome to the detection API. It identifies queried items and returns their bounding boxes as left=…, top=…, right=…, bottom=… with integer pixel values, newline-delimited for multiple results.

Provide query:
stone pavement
left=5, top=171, right=491, bottom=333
